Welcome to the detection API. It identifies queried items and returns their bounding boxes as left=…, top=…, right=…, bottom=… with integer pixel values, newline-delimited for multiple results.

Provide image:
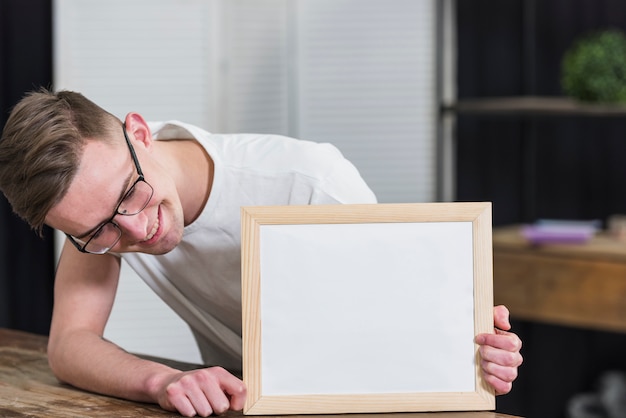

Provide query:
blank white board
left=241, top=203, right=494, bottom=415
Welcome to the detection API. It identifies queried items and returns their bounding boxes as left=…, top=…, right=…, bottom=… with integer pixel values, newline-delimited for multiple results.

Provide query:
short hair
left=0, top=89, right=121, bottom=235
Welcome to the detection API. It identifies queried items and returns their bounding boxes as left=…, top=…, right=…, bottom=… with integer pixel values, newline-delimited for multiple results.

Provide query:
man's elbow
left=47, top=338, right=69, bottom=383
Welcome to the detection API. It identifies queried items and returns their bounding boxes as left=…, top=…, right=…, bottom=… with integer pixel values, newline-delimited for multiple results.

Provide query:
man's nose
left=114, top=212, right=149, bottom=241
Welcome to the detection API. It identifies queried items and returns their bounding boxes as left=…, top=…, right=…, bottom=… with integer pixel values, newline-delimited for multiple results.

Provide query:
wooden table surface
left=493, top=225, right=626, bottom=333
left=0, top=328, right=521, bottom=417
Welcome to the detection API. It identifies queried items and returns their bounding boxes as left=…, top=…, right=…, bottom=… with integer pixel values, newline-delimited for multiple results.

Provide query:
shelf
left=441, top=96, right=626, bottom=117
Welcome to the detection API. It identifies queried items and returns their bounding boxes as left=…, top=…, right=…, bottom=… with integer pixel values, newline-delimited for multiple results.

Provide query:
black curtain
left=456, top=1, right=626, bottom=417
left=457, top=0, right=626, bottom=225
left=0, top=0, right=55, bottom=335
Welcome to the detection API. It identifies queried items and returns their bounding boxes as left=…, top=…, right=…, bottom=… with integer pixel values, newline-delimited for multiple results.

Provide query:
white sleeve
left=310, top=146, right=378, bottom=205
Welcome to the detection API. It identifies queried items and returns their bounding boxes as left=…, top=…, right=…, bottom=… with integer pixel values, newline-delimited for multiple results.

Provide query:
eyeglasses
left=66, top=124, right=154, bottom=254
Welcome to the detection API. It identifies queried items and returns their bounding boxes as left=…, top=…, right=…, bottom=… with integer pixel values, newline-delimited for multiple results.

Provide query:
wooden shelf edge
left=442, top=96, right=626, bottom=116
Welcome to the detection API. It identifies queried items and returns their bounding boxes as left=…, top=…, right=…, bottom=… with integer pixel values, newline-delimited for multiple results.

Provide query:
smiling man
left=0, top=89, right=522, bottom=417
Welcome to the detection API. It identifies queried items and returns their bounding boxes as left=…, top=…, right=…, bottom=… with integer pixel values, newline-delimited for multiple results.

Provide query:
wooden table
left=0, top=328, right=520, bottom=417
left=493, top=225, right=626, bottom=333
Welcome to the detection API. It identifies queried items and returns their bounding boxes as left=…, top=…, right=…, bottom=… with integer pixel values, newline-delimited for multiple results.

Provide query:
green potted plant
left=561, top=29, right=626, bottom=103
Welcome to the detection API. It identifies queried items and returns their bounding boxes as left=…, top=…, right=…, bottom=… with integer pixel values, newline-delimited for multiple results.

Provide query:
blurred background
left=2, top=1, right=626, bottom=416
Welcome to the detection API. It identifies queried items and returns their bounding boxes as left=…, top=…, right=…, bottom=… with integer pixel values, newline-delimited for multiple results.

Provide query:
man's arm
left=48, top=239, right=246, bottom=417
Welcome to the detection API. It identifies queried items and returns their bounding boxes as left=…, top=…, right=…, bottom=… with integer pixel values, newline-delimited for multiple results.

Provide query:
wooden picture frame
left=241, top=202, right=494, bottom=415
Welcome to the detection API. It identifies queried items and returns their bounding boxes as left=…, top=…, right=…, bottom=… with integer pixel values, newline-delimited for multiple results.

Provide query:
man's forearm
left=47, top=329, right=178, bottom=403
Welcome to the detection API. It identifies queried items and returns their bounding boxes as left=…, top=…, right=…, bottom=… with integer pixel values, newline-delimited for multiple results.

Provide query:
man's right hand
left=49, top=242, right=246, bottom=417
left=152, top=366, right=247, bottom=417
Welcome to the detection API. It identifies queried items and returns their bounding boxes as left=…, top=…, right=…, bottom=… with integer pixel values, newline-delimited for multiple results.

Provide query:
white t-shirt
left=121, top=121, right=377, bottom=371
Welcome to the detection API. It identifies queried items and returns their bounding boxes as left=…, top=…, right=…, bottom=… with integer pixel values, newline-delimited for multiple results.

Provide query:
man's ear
left=123, top=112, right=152, bottom=148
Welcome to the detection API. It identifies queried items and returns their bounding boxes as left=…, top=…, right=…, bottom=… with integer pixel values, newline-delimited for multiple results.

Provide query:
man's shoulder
left=213, top=133, right=341, bottom=157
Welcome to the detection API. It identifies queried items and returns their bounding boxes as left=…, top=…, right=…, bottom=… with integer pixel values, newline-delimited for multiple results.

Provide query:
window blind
left=53, top=0, right=439, bottom=363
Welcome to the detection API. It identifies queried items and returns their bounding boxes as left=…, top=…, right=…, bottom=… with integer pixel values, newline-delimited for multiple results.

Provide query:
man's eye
left=118, top=186, right=137, bottom=215
left=91, top=226, right=106, bottom=240
left=124, top=186, right=137, bottom=200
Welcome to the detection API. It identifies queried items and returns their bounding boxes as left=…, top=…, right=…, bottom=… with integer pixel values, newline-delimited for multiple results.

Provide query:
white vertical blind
left=53, top=0, right=214, bottom=364
left=217, top=0, right=437, bottom=203
left=54, top=0, right=217, bottom=128
left=295, top=0, right=436, bottom=203
left=53, top=0, right=440, bottom=363
left=220, top=0, right=291, bottom=134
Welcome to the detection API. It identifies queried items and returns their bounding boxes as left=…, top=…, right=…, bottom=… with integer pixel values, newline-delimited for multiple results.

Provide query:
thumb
left=494, top=305, right=511, bottom=331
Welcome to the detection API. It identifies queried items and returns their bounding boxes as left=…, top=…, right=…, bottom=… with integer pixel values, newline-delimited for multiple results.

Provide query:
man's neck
left=157, top=139, right=213, bottom=226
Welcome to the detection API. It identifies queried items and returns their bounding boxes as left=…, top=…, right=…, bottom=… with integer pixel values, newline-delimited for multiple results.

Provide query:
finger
left=224, top=387, right=247, bottom=411
left=482, top=370, right=514, bottom=396
left=481, top=357, right=519, bottom=384
left=167, top=374, right=215, bottom=417
left=163, top=386, right=199, bottom=418
left=481, top=357, right=518, bottom=396
left=207, top=367, right=247, bottom=412
left=202, top=384, right=231, bottom=415
left=219, top=376, right=247, bottom=411
left=493, top=305, right=511, bottom=331
left=479, top=343, right=523, bottom=368
left=195, top=367, right=246, bottom=414
left=476, top=330, right=522, bottom=352
left=186, top=386, right=215, bottom=417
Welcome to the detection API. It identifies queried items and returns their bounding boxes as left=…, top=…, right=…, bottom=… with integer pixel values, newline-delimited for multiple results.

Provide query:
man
left=0, top=89, right=522, bottom=417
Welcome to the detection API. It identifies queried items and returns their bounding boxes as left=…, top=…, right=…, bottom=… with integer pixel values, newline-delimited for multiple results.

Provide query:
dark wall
left=457, top=0, right=626, bottom=227
left=456, top=1, right=626, bottom=417
left=0, top=0, right=55, bottom=335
